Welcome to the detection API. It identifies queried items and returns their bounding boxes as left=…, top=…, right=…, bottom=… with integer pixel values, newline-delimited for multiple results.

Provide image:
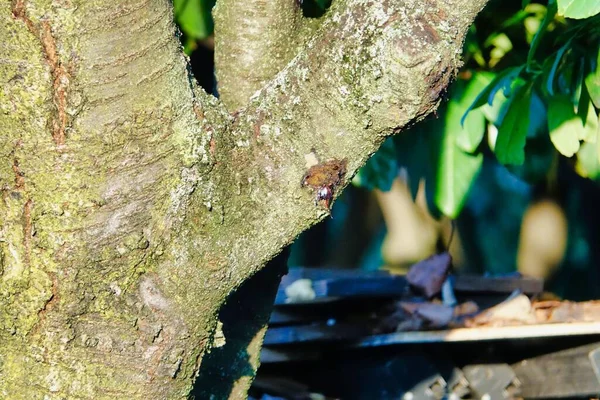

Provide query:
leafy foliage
left=174, top=0, right=215, bottom=39
left=354, top=0, right=600, bottom=218
left=557, top=0, right=600, bottom=19
left=173, top=0, right=216, bottom=53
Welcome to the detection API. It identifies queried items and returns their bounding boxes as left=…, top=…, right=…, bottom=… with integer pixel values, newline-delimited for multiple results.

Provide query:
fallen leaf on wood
left=406, top=253, right=452, bottom=298
left=415, top=303, right=454, bottom=327
left=533, top=300, right=600, bottom=323
left=399, top=301, right=454, bottom=328
left=466, top=291, right=536, bottom=327
left=454, top=301, right=479, bottom=317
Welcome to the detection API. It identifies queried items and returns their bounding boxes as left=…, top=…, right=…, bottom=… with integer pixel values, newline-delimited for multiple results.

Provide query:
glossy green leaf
left=575, top=141, right=600, bottom=179
left=352, top=138, right=398, bottom=191
left=548, top=95, right=582, bottom=156
left=488, top=33, right=514, bottom=66
left=527, top=0, right=557, bottom=71
left=452, top=73, right=495, bottom=153
left=429, top=103, right=483, bottom=218
left=174, top=0, right=215, bottom=39
left=494, top=84, right=533, bottom=165
left=557, top=0, right=600, bottom=19
left=571, top=58, right=586, bottom=109
left=597, top=112, right=600, bottom=162
left=546, top=40, right=572, bottom=96
left=506, top=134, right=555, bottom=184
left=461, top=67, right=523, bottom=126
left=580, top=100, right=599, bottom=142
left=434, top=136, right=483, bottom=219
left=481, top=90, right=511, bottom=126
left=393, top=94, right=485, bottom=218
left=578, top=81, right=592, bottom=120
left=584, top=45, right=600, bottom=108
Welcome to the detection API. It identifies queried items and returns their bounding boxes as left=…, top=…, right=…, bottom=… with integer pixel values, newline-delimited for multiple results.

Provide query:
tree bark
left=0, top=0, right=487, bottom=398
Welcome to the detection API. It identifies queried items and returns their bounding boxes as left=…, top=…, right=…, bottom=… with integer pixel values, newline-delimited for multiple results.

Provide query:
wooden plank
left=274, top=275, right=408, bottom=305
left=453, top=275, right=543, bottom=295
left=513, top=342, right=600, bottom=398
left=281, top=267, right=387, bottom=284
left=351, top=322, right=600, bottom=347
left=265, top=323, right=600, bottom=348
left=276, top=268, right=543, bottom=305
left=263, top=323, right=369, bottom=345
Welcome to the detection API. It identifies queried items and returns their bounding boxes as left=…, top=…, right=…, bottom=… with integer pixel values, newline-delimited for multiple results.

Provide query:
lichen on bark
left=0, top=0, right=488, bottom=398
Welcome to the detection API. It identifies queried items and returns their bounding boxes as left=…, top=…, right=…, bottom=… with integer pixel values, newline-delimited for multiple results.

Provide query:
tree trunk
left=0, top=0, right=487, bottom=398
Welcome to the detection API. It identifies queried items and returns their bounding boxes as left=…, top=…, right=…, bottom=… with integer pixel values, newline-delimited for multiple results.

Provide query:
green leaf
left=548, top=95, right=583, bottom=156
left=584, top=44, right=600, bottom=108
left=174, top=0, right=215, bottom=39
left=488, top=33, right=514, bottom=66
left=506, top=134, right=555, bottom=184
left=452, top=72, right=495, bottom=153
left=461, top=67, right=523, bottom=126
left=597, top=112, right=600, bottom=162
left=580, top=100, right=599, bottom=142
left=352, top=138, right=398, bottom=191
left=557, top=0, right=600, bottom=19
left=430, top=102, right=483, bottom=218
left=546, top=40, right=572, bottom=96
left=494, top=84, right=533, bottom=165
left=527, top=0, right=557, bottom=71
left=434, top=135, right=483, bottom=219
left=481, top=89, right=511, bottom=126
left=575, top=141, right=600, bottom=179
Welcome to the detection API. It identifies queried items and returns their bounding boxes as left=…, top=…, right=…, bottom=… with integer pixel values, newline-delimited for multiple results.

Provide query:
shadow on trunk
left=191, top=248, right=289, bottom=399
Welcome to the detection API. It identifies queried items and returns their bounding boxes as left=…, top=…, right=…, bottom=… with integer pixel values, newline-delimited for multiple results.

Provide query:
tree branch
left=213, top=0, right=303, bottom=110
left=0, top=0, right=490, bottom=396
left=205, top=0, right=489, bottom=290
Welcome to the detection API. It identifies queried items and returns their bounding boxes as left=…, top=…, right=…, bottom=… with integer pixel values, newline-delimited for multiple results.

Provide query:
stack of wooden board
left=253, top=267, right=600, bottom=399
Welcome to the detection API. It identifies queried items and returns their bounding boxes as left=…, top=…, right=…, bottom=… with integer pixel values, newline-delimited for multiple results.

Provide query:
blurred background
left=175, top=0, right=600, bottom=300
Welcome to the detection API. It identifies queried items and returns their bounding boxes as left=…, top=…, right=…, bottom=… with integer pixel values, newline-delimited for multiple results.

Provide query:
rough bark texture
left=0, top=0, right=487, bottom=398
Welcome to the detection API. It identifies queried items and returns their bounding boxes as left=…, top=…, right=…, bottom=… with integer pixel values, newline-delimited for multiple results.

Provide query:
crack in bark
left=40, top=20, right=69, bottom=146
left=11, top=0, right=35, bottom=33
left=29, top=272, right=59, bottom=338
left=12, top=0, right=70, bottom=146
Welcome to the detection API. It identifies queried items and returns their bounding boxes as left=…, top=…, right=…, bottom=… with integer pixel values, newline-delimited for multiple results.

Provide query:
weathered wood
left=352, top=322, right=600, bottom=348
left=275, top=268, right=543, bottom=305
left=263, top=323, right=369, bottom=346
left=453, top=275, right=543, bottom=295
left=513, top=342, right=600, bottom=398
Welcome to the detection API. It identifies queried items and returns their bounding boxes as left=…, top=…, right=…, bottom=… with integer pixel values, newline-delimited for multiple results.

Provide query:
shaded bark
left=0, top=0, right=488, bottom=398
